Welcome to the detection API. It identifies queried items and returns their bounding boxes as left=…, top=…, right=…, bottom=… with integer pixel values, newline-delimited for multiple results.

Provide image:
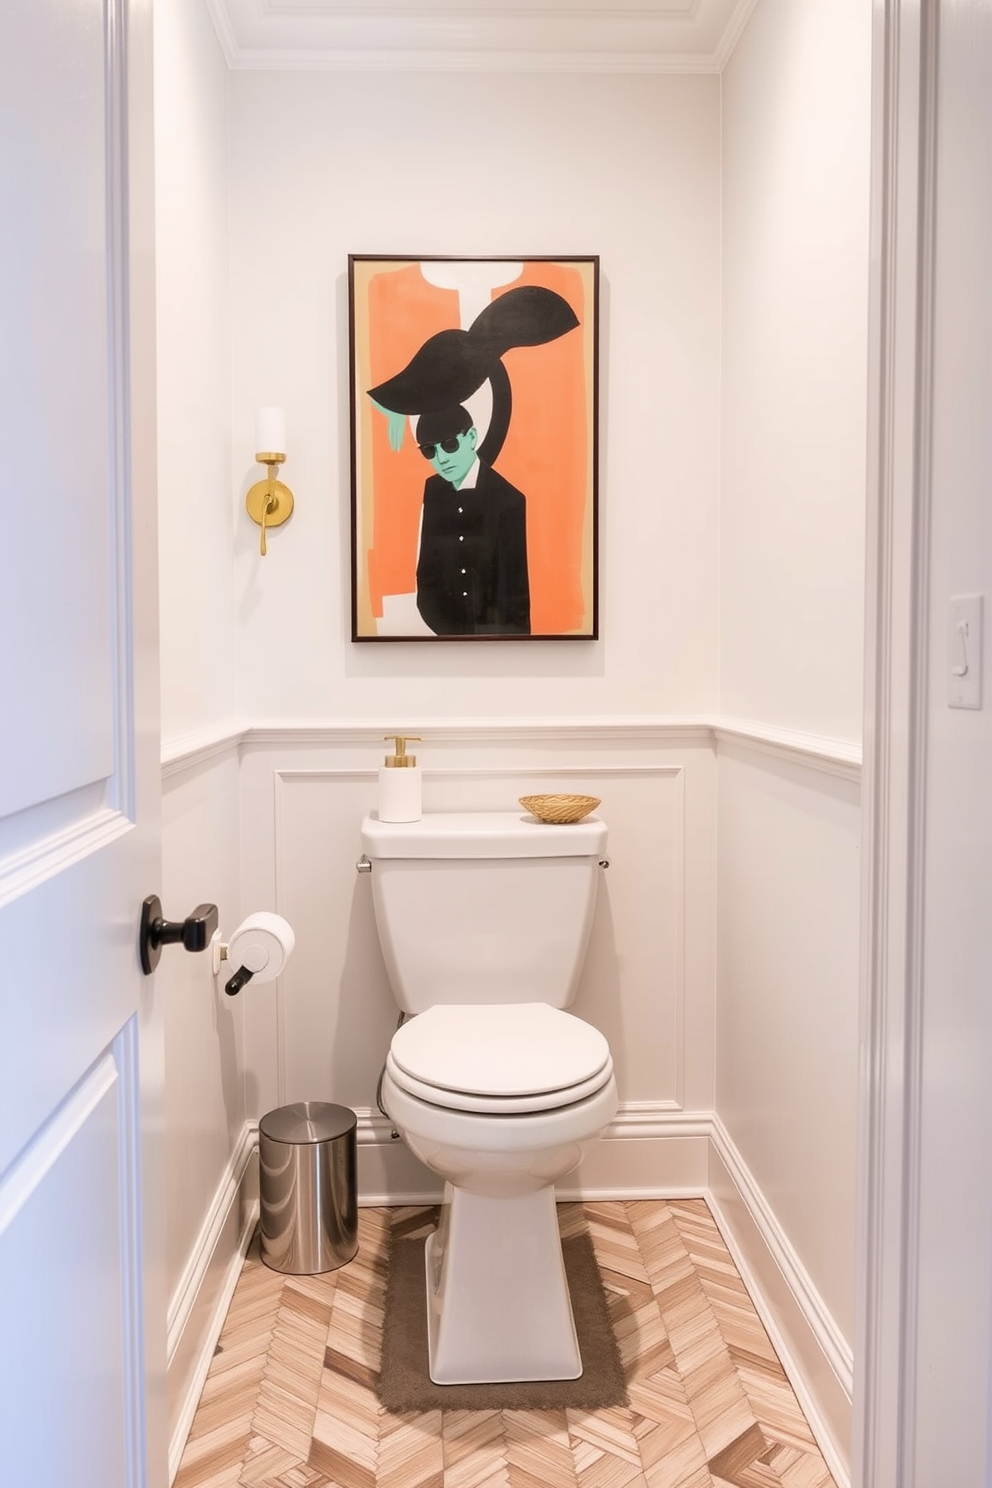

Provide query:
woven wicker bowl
left=519, top=793, right=601, bottom=825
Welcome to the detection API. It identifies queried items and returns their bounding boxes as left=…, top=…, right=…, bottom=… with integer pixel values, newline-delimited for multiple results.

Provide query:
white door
left=0, top=3, right=165, bottom=1486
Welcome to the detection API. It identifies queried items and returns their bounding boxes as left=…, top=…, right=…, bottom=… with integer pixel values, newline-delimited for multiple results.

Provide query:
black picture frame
left=349, top=255, right=599, bottom=642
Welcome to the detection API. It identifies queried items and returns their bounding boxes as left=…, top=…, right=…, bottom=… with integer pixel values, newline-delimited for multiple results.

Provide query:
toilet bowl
left=383, top=1001, right=617, bottom=1192
left=361, top=810, right=616, bottom=1384
left=381, top=1005, right=617, bottom=1383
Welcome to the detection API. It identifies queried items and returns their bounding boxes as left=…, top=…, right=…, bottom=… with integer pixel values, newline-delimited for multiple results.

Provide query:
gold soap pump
left=378, top=735, right=422, bottom=823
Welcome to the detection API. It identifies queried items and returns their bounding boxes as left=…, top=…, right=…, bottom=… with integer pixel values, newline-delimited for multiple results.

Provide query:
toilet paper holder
left=212, top=912, right=297, bottom=998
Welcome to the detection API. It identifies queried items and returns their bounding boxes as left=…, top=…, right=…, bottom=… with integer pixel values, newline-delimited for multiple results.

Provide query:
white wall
left=720, top=0, right=870, bottom=740
left=711, top=742, right=860, bottom=1466
left=154, top=55, right=725, bottom=1466
left=226, top=70, right=722, bottom=720
left=153, top=9, right=872, bottom=1479
left=714, top=2, right=871, bottom=1472
left=153, top=2, right=251, bottom=1462
left=155, top=0, right=238, bottom=743
left=160, top=747, right=247, bottom=1458
left=217, top=68, right=725, bottom=1208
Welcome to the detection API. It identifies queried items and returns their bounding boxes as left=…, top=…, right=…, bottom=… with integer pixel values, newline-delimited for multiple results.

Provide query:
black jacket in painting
left=416, top=462, right=531, bottom=636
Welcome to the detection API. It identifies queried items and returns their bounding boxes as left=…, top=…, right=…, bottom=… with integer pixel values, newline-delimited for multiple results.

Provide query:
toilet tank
left=360, top=811, right=607, bottom=1014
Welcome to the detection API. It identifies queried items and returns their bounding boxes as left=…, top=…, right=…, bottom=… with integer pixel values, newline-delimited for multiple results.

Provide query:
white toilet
left=361, top=809, right=618, bottom=1385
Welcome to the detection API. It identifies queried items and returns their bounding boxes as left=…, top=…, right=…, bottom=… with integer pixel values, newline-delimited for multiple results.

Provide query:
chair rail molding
left=161, top=721, right=248, bottom=779
left=713, top=718, right=862, bottom=782
left=161, top=716, right=861, bottom=780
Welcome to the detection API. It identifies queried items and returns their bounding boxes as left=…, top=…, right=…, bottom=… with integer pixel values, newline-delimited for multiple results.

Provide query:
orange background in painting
left=362, top=261, right=591, bottom=634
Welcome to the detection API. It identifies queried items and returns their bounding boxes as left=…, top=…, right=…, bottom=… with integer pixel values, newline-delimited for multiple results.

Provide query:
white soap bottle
left=378, top=735, right=422, bottom=823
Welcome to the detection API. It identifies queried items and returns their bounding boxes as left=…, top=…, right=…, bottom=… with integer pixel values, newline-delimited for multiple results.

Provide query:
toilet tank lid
left=361, top=810, right=607, bottom=859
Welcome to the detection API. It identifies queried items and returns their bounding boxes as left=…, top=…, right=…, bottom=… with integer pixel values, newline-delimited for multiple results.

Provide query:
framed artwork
left=349, top=255, right=599, bottom=641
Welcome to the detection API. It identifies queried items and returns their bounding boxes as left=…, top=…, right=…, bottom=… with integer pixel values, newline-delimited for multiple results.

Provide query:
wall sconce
left=246, top=406, right=294, bottom=555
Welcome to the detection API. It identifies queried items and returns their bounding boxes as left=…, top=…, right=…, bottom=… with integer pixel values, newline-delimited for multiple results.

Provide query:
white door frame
left=856, top=0, right=938, bottom=1482
left=127, top=0, right=168, bottom=1478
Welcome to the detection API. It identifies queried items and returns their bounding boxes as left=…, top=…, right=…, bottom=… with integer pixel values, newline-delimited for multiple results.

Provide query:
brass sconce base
left=246, top=479, right=294, bottom=529
left=246, top=478, right=294, bottom=555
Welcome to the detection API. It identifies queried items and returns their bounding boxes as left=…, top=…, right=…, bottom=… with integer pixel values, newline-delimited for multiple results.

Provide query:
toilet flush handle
left=356, top=855, right=372, bottom=873
left=599, top=858, right=610, bottom=869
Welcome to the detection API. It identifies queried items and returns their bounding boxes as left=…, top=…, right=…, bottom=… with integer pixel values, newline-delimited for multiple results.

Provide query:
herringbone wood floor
left=175, top=1199, right=838, bottom=1488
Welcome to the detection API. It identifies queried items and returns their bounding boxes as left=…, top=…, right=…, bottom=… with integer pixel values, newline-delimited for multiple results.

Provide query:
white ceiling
left=205, top=0, right=760, bottom=72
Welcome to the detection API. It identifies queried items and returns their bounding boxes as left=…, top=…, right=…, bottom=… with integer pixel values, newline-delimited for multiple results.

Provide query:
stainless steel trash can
left=258, top=1102, right=358, bottom=1274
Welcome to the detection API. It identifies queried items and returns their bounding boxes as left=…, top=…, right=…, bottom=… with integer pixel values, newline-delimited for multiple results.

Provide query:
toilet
left=361, top=809, right=618, bottom=1385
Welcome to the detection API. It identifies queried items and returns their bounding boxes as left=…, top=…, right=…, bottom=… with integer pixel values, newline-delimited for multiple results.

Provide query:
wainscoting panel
left=266, top=762, right=689, bottom=1131
left=161, top=720, right=859, bottom=1482
left=715, top=738, right=860, bottom=1350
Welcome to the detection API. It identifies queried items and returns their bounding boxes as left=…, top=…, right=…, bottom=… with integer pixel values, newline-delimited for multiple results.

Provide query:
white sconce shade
left=255, top=406, right=286, bottom=456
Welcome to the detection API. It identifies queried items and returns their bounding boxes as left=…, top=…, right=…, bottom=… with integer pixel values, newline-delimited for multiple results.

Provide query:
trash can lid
left=259, top=1101, right=356, bottom=1144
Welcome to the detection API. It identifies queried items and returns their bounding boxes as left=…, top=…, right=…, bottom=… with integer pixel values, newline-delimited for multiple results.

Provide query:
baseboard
left=560, top=1105, right=713, bottom=1199
left=167, top=1122, right=259, bottom=1484
left=708, top=1117, right=853, bottom=1488
left=353, top=1103, right=714, bottom=1205
left=357, top=1109, right=443, bottom=1204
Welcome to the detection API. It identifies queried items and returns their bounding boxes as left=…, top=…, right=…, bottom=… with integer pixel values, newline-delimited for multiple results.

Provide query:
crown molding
left=204, top=0, right=759, bottom=73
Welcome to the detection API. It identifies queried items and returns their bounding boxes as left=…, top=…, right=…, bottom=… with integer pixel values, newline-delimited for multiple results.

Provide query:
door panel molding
left=0, top=798, right=133, bottom=910
left=0, top=1052, right=118, bottom=1219
left=0, top=1041, right=136, bottom=1487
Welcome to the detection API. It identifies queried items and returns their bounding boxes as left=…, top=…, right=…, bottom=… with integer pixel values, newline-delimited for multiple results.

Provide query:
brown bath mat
left=378, top=1230, right=629, bottom=1412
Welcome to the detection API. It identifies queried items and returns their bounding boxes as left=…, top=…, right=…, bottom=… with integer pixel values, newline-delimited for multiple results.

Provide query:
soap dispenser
left=378, top=735, right=422, bottom=823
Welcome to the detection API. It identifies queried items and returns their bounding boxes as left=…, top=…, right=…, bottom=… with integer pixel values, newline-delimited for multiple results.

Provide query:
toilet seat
left=385, top=1047, right=615, bottom=1114
left=387, top=1003, right=613, bottom=1115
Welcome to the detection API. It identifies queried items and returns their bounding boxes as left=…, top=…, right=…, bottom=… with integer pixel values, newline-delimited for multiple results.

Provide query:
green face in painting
left=421, top=427, right=478, bottom=488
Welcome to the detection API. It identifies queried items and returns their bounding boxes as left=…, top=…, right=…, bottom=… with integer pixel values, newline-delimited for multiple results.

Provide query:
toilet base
left=424, top=1182, right=582, bottom=1384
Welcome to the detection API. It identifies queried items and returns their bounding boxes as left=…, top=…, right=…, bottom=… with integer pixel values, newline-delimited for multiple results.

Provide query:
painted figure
left=368, top=284, right=578, bottom=637
left=414, top=404, right=529, bottom=635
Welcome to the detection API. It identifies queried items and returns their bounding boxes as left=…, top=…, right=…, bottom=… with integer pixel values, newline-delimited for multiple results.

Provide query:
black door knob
left=140, top=896, right=219, bottom=975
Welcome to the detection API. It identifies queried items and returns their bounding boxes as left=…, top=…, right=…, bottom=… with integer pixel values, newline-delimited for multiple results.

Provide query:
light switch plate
left=948, top=594, right=983, bottom=709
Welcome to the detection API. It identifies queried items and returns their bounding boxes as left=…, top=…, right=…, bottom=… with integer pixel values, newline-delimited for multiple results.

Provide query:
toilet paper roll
left=226, top=912, right=296, bottom=985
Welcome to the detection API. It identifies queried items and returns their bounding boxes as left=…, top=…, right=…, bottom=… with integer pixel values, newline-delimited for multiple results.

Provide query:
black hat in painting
left=368, top=284, right=579, bottom=464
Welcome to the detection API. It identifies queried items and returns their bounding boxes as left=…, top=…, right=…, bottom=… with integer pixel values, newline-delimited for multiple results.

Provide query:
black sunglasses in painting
left=418, top=435, right=462, bottom=460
